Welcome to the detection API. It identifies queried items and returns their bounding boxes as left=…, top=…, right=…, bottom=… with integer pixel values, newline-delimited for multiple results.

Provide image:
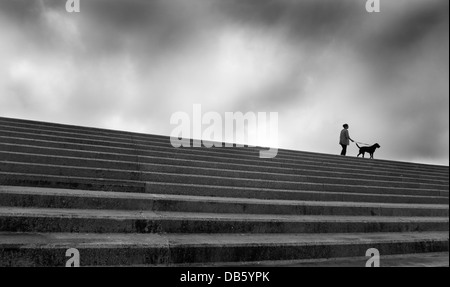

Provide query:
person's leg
left=340, top=144, right=347, bottom=156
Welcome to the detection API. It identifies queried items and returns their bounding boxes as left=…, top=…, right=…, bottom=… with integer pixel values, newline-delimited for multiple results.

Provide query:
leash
left=354, top=141, right=371, bottom=146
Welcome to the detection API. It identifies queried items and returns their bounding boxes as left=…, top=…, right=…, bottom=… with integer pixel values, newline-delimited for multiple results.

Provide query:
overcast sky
left=0, top=0, right=448, bottom=165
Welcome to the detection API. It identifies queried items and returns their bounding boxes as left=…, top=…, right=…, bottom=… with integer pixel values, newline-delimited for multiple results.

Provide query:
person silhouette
left=339, top=123, right=354, bottom=156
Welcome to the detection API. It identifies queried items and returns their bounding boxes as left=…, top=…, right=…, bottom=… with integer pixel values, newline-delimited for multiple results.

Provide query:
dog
left=356, top=143, right=380, bottom=159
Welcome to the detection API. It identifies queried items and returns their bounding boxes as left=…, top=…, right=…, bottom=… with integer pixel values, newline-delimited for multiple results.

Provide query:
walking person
left=339, top=123, right=354, bottom=156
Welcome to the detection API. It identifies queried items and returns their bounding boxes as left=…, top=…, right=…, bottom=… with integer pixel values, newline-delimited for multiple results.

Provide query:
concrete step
left=144, top=182, right=449, bottom=204
left=0, top=231, right=447, bottom=266
left=0, top=165, right=449, bottom=197
left=0, top=118, right=447, bottom=174
left=0, top=171, right=145, bottom=193
left=1, top=172, right=448, bottom=206
left=187, top=252, right=450, bottom=267
left=0, top=207, right=448, bottom=234
left=2, top=151, right=448, bottom=187
left=1, top=162, right=447, bottom=197
left=0, top=186, right=447, bottom=217
left=1, top=130, right=448, bottom=178
left=2, top=143, right=447, bottom=184
left=1, top=151, right=448, bottom=190
left=1, top=156, right=447, bottom=193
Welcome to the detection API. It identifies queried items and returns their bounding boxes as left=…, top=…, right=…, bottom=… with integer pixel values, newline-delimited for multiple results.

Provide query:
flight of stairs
left=0, top=116, right=448, bottom=267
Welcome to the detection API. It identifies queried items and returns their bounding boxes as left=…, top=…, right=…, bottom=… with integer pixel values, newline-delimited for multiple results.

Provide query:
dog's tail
left=356, top=143, right=360, bottom=149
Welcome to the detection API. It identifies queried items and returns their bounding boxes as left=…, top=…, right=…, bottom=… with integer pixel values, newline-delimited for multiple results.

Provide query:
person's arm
left=347, top=130, right=354, bottom=142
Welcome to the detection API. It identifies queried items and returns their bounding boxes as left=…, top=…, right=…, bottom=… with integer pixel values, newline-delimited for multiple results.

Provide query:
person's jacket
left=340, top=129, right=350, bottom=145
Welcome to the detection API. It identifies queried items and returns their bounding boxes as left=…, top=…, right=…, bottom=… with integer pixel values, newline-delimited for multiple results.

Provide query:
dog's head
left=374, top=143, right=381, bottom=149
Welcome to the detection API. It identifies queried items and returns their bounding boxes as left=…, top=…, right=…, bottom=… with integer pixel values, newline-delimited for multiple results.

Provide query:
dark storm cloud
left=0, top=0, right=448, bottom=165
left=364, top=0, right=448, bottom=52
left=355, top=0, right=449, bottom=86
left=216, top=0, right=362, bottom=38
left=77, top=0, right=196, bottom=57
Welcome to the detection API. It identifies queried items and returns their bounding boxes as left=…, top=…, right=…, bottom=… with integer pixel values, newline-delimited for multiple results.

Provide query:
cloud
left=0, top=0, right=448, bottom=165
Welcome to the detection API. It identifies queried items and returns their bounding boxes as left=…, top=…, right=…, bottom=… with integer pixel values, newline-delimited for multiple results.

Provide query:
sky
left=0, top=0, right=448, bottom=165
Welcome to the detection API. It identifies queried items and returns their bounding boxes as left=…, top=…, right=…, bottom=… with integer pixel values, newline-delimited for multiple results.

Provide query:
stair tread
left=1, top=207, right=448, bottom=222
left=1, top=167, right=448, bottom=195
left=0, top=231, right=447, bottom=247
left=0, top=186, right=448, bottom=209
left=184, top=252, right=450, bottom=267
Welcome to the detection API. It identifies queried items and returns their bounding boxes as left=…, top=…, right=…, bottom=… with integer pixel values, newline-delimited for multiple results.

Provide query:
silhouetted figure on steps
left=339, top=123, right=354, bottom=156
